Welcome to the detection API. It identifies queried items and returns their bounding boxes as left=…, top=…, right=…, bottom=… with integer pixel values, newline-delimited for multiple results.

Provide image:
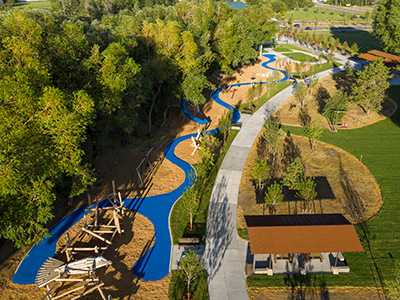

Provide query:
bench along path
left=204, top=52, right=356, bottom=300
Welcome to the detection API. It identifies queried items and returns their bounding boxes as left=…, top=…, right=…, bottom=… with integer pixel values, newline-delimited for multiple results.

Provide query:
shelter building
left=358, top=50, right=400, bottom=69
left=245, top=214, right=363, bottom=276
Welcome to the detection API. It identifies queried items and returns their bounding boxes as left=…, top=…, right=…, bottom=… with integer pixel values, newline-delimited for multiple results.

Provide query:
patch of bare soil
left=238, top=132, right=383, bottom=225
left=248, top=287, right=385, bottom=300
left=275, top=73, right=398, bottom=129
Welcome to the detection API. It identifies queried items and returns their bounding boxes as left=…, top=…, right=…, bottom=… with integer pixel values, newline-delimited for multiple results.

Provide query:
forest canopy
left=0, top=0, right=277, bottom=248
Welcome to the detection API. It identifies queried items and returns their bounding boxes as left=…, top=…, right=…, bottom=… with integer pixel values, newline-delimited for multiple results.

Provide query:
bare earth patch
left=239, top=133, right=383, bottom=225
left=275, top=74, right=397, bottom=129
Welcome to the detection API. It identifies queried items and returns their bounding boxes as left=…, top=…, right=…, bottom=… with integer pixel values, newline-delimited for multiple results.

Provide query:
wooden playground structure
left=36, top=181, right=127, bottom=299
left=35, top=256, right=112, bottom=300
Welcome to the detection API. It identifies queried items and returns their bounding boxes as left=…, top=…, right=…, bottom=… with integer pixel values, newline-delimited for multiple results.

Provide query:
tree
left=264, top=182, right=284, bottom=214
left=262, top=119, right=286, bottom=160
left=252, top=160, right=270, bottom=195
left=283, top=157, right=304, bottom=190
left=296, top=176, right=317, bottom=213
left=323, top=89, right=349, bottom=130
left=364, top=11, right=370, bottom=30
left=179, top=249, right=203, bottom=300
left=350, top=57, right=392, bottom=113
left=272, top=70, right=280, bottom=89
left=304, top=117, right=323, bottom=153
left=350, top=42, right=359, bottom=56
left=218, top=109, right=233, bottom=145
left=295, top=81, right=307, bottom=109
left=373, top=0, right=400, bottom=55
left=246, top=86, right=255, bottom=109
left=342, top=41, right=348, bottom=54
left=181, top=187, right=199, bottom=231
left=307, top=75, right=318, bottom=97
left=384, top=260, right=400, bottom=299
left=255, top=80, right=264, bottom=105
left=284, top=63, right=292, bottom=83
left=0, top=11, right=96, bottom=248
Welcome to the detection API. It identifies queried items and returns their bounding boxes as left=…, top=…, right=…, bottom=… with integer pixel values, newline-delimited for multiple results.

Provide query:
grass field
left=272, top=44, right=307, bottom=53
left=281, top=52, right=318, bottom=62
left=285, top=8, right=366, bottom=24
left=248, top=85, right=400, bottom=288
left=318, top=30, right=384, bottom=53
left=13, top=1, right=51, bottom=9
left=170, top=130, right=239, bottom=245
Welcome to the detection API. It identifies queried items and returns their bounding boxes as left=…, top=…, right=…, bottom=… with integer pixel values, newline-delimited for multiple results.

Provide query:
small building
left=358, top=50, right=400, bottom=69
left=245, top=214, right=364, bottom=276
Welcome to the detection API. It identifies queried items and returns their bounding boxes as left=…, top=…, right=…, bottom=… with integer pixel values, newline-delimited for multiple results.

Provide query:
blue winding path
left=12, top=54, right=287, bottom=284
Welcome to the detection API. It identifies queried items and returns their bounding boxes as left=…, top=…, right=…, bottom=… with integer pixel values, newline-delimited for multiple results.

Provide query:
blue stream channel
left=12, top=54, right=287, bottom=283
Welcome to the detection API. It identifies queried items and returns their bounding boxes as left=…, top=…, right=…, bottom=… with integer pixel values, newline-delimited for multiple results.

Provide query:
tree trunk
left=160, top=102, right=171, bottom=127
left=187, top=280, right=190, bottom=300
left=148, top=85, right=162, bottom=137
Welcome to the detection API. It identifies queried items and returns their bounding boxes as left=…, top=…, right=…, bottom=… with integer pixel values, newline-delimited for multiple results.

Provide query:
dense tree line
left=0, top=0, right=277, bottom=248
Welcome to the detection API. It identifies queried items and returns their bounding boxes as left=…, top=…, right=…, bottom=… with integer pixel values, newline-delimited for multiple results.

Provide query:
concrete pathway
left=204, top=45, right=354, bottom=300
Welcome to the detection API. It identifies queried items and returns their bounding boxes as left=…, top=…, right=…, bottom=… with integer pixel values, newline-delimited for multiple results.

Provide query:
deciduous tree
left=350, top=57, right=392, bottom=113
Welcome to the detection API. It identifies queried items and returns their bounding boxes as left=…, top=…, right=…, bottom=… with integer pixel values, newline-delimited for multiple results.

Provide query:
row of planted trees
left=280, top=28, right=360, bottom=56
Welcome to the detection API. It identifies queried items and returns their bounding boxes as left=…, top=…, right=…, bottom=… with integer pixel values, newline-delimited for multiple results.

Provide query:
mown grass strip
left=170, top=130, right=239, bottom=245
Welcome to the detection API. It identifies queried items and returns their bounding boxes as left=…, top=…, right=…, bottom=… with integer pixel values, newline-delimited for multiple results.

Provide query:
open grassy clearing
left=285, top=8, right=366, bottom=24
left=170, top=130, right=238, bottom=245
left=319, top=30, right=384, bottom=53
left=272, top=44, right=307, bottom=53
left=281, top=52, right=318, bottom=62
left=13, top=1, right=51, bottom=9
left=247, top=86, right=400, bottom=288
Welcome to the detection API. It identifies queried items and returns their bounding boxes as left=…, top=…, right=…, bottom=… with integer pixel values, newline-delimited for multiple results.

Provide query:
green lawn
left=285, top=8, right=366, bottom=24
left=13, top=1, right=52, bottom=9
left=170, top=130, right=239, bottom=245
left=248, top=86, right=400, bottom=288
left=272, top=44, right=308, bottom=52
left=319, top=30, right=384, bottom=53
left=281, top=52, right=318, bottom=62
left=169, top=270, right=209, bottom=300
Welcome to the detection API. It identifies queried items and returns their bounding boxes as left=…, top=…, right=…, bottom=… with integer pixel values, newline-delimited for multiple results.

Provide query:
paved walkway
left=204, top=43, right=357, bottom=300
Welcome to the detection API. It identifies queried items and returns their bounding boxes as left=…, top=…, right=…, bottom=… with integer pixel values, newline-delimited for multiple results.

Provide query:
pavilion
left=245, top=214, right=364, bottom=276
left=358, top=50, right=400, bottom=69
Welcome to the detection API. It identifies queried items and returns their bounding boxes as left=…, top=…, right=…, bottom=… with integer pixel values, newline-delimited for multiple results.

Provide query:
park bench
left=178, top=237, right=200, bottom=249
left=242, top=106, right=255, bottom=115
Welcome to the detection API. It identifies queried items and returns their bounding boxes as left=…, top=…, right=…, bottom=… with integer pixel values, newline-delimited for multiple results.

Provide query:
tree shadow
left=315, top=86, right=330, bottom=114
left=298, top=106, right=311, bottom=127
left=283, top=273, right=330, bottom=300
left=281, top=132, right=302, bottom=172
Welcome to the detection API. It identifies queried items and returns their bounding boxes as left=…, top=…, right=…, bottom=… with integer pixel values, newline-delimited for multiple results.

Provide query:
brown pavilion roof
left=245, top=214, right=364, bottom=255
left=358, top=53, right=378, bottom=62
left=368, top=50, right=400, bottom=62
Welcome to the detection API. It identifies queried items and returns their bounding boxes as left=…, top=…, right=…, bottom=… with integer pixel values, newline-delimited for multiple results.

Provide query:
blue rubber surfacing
left=12, top=54, right=287, bottom=284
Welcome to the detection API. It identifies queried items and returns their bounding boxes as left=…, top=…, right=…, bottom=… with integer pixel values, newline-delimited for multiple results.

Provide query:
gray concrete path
left=204, top=45, right=354, bottom=300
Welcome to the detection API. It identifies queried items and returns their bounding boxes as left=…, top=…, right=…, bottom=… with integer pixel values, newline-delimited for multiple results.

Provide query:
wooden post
left=65, top=233, right=72, bottom=262
left=113, top=210, right=121, bottom=235
left=88, top=193, right=91, bottom=206
left=112, top=180, right=116, bottom=203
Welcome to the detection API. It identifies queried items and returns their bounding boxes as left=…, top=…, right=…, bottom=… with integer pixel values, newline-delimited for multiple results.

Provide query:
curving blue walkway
left=13, top=53, right=288, bottom=284
left=181, top=99, right=211, bottom=124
